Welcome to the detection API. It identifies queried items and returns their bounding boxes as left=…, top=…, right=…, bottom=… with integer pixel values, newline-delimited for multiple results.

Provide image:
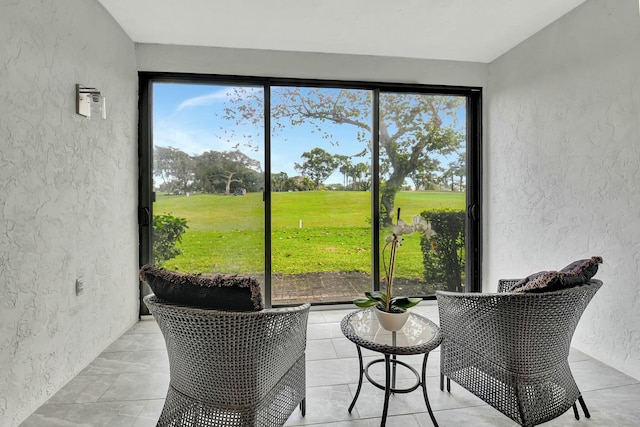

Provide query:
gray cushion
left=140, top=264, right=264, bottom=311
left=560, top=256, right=603, bottom=281
left=508, top=270, right=563, bottom=293
left=506, top=256, right=603, bottom=293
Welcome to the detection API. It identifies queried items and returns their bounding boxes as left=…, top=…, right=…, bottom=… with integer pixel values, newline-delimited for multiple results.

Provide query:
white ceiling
left=98, top=0, right=586, bottom=63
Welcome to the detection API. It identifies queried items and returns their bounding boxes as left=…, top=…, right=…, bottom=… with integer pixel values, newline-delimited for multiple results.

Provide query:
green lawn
left=155, top=190, right=465, bottom=277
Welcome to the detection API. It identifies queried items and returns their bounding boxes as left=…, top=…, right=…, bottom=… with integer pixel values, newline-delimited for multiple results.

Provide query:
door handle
left=139, top=207, right=151, bottom=226
left=468, top=204, right=479, bottom=221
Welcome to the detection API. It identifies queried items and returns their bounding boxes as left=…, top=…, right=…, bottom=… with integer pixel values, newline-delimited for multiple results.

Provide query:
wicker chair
left=144, top=295, right=310, bottom=427
left=436, top=279, right=602, bottom=427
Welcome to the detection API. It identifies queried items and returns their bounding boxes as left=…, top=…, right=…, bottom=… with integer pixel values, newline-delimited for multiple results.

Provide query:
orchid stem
left=386, top=237, right=398, bottom=312
left=385, top=208, right=401, bottom=312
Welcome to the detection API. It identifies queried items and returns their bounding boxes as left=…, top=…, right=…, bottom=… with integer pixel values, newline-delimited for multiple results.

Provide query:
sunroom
left=2, top=0, right=639, bottom=426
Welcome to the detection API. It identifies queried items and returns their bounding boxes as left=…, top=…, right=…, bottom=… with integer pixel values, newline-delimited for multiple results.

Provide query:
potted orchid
left=354, top=208, right=434, bottom=330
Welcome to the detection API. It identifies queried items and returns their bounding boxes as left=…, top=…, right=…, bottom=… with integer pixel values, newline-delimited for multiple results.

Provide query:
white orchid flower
left=412, top=215, right=433, bottom=234
left=405, top=220, right=420, bottom=235
left=387, top=213, right=435, bottom=247
left=392, top=220, right=406, bottom=236
left=364, top=209, right=436, bottom=313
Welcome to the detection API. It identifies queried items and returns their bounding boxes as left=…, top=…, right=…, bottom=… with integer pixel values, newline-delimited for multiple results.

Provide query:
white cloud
left=176, top=86, right=261, bottom=111
left=176, top=90, right=227, bottom=111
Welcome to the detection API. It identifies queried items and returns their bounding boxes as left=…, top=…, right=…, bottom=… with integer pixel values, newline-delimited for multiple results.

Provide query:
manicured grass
left=156, top=193, right=264, bottom=232
left=155, top=190, right=464, bottom=276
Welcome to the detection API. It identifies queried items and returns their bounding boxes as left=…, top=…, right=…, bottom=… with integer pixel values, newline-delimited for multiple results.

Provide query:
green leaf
left=366, top=291, right=387, bottom=303
left=353, top=297, right=379, bottom=308
left=391, top=297, right=422, bottom=310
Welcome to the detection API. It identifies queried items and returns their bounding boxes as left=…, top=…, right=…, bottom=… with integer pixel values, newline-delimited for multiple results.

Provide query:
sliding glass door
left=139, top=74, right=481, bottom=309
left=270, top=86, right=373, bottom=304
left=141, top=82, right=266, bottom=305
left=378, top=91, right=468, bottom=297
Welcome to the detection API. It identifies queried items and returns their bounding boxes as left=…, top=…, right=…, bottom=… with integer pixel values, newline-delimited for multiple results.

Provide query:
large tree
left=220, top=87, right=464, bottom=225
left=409, top=157, right=441, bottom=190
left=335, top=154, right=352, bottom=187
left=192, top=150, right=262, bottom=194
left=220, top=150, right=263, bottom=194
left=154, top=146, right=193, bottom=193
left=271, top=171, right=289, bottom=192
left=377, top=93, right=463, bottom=223
left=450, top=153, right=466, bottom=191
left=351, top=162, right=370, bottom=191
left=294, top=147, right=339, bottom=190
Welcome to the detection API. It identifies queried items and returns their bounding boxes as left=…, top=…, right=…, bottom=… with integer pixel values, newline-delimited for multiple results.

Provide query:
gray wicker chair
left=144, top=295, right=310, bottom=427
left=436, top=279, right=602, bottom=427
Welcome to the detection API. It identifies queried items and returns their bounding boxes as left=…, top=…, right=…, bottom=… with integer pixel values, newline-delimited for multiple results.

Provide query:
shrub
left=420, top=209, right=465, bottom=292
left=153, top=213, right=188, bottom=266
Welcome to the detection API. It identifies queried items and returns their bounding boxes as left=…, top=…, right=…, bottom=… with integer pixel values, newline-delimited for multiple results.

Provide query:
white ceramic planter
left=374, top=308, right=410, bottom=331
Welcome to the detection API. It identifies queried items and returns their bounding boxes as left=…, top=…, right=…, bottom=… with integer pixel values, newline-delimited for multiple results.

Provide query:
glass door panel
left=270, top=86, right=373, bottom=305
left=151, top=82, right=265, bottom=287
left=378, top=92, right=467, bottom=298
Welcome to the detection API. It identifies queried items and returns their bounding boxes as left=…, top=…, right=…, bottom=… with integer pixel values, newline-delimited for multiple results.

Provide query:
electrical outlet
left=75, top=278, right=84, bottom=296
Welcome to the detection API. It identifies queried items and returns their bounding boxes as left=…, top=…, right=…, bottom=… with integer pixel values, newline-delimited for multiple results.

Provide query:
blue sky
left=153, top=83, right=370, bottom=184
left=152, top=82, right=465, bottom=186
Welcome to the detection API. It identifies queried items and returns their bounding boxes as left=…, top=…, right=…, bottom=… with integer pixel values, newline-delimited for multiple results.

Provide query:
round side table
left=341, top=308, right=442, bottom=427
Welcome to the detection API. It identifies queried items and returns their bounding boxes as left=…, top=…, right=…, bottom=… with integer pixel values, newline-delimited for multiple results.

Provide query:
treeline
left=155, top=146, right=263, bottom=194
left=155, top=145, right=465, bottom=196
left=155, top=146, right=372, bottom=195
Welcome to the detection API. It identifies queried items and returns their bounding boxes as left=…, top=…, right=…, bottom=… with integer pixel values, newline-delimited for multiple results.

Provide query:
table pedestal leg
left=381, top=354, right=392, bottom=427
left=348, top=345, right=364, bottom=413
left=421, top=353, right=438, bottom=427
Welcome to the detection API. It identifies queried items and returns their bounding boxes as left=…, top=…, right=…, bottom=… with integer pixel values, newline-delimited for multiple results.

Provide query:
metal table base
left=348, top=341, right=439, bottom=427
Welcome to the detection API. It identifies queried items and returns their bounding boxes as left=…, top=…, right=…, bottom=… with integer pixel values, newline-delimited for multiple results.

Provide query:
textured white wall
left=136, top=43, right=488, bottom=87
left=0, top=1, right=139, bottom=425
left=486, top=0, right=640, bottom=379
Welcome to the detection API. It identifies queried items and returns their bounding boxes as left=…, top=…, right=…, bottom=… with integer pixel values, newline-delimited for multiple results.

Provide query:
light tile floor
left=21, top=302, right=640, bottom=426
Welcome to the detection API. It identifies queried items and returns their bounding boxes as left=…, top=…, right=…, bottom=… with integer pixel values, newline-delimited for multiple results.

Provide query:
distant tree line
left=155, top=144, right=465, bottom=196
left=154, top=146, right=263, bottom=195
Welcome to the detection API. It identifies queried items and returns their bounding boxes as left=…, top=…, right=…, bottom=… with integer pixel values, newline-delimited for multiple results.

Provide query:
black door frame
left=137, top=72, right=482, bottom=314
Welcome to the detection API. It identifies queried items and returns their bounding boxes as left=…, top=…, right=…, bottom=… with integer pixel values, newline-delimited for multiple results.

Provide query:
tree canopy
left=294, top=147, right=339, bottom=190
left=155, top=146, right=193, bottom=193
left=154, top=147, right=263, bottom=195
left=219, top=87, right=465, bottom=225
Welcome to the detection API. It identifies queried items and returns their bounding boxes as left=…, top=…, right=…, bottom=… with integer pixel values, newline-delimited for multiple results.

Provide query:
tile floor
left=20, top=302, right=640, bottom=426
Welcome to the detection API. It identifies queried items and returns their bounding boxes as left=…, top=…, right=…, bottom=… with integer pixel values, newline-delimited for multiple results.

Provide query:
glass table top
left=340, top=308, right=442, bottom=355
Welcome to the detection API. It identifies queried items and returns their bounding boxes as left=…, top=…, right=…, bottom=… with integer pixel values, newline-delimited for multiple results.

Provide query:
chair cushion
left=560, top=256, right=603, bottom=281
left=506, top=256, right=603, bottom=293
left=140, top=264, right=264, bottom=311
left=508, top=270, right=563, bottom=293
